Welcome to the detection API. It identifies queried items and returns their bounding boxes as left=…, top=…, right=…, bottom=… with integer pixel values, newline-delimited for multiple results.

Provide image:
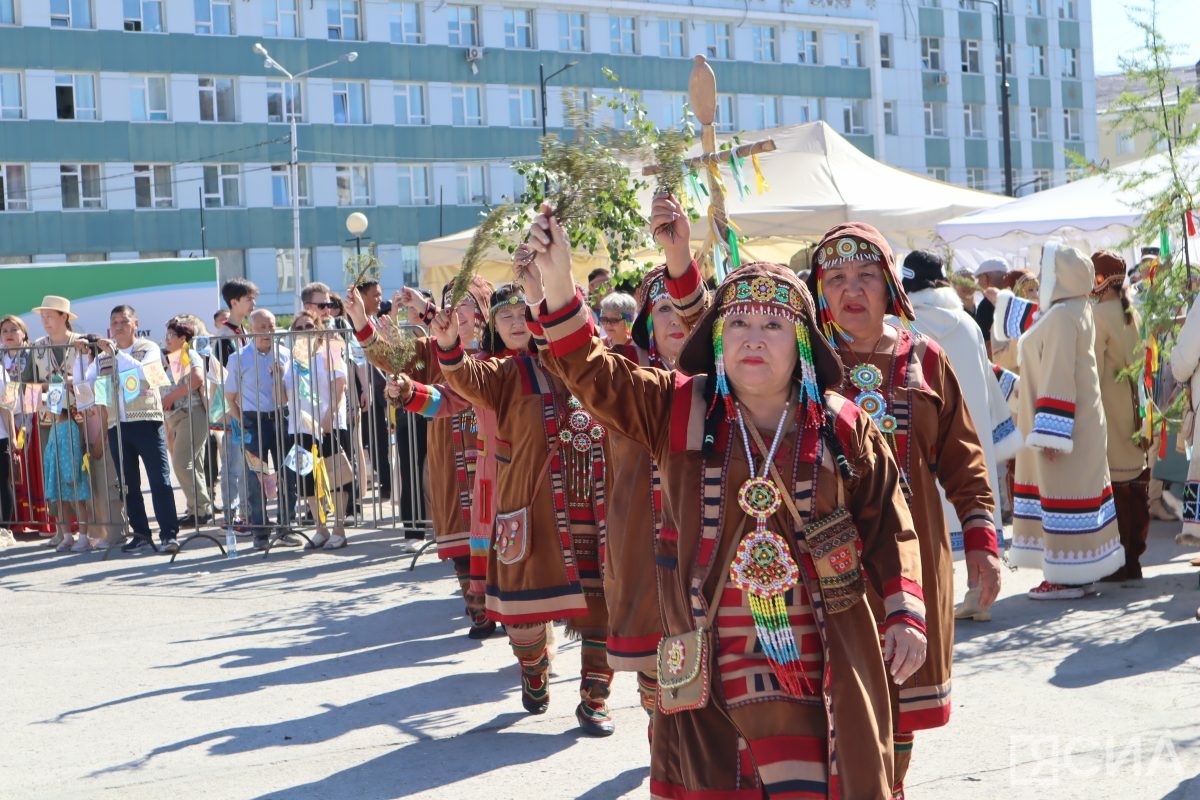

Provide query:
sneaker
left=56, top=535, right=76, bottom=553
left=253, top=536, right=270, bottom=551
left=70, top=535, right=93, bottom=553
left=46, top=531, right=65, bottom=547
left=120, top=536, right=155, bottom=554
left=308, top=530, right=331, bottom=549
left=92, top=539, right=111, bottom=552
left=324, top=533, right=348, bottom=550
left=274, top=533, right=303, bottom=547
left=161, top=540, right=180, bottom=555
left=1027, top=581, right=1085, bottom=600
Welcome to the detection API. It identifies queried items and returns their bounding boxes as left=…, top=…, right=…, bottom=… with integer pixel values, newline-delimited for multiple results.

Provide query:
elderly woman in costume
left=345, top=276, right=496, bottom=636
left=424, top=276, right=616, bottom=737
left=900, top=251, right=1022, bottom=622
left=1089, top=251, right=1151, bottom=584
left=1008, top=244, right=1124, bottom=597
left=806, top=224, right=1001, bottom=797
left=527, top=202, right=927, bottom=798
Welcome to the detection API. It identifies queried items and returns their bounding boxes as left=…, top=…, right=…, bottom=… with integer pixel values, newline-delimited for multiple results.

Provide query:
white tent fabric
left=936, top=144, right=1200, bottom=273
left=417, top=225, right=611, bottom=290
left=417, top=121, right=1006, bottom=287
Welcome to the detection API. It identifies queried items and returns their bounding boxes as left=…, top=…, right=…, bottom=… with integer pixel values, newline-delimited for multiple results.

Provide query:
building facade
left=1096, top=63, right=1199, bottom=169
left=0, top=0, right=1096, bottom=309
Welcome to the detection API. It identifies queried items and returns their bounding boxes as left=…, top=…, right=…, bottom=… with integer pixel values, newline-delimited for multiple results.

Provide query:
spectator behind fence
left=597, top=292, right=635, bottom=346
left=1, top=315, right=49, bottom=535
left=162, top=315, right=213, bottom=529
left=354, top=279, right=392, bottom=505
left=78, top=305, right=180, bottom=554
left=224, top=309, right=298, bottom=550
left=216, top=278, right=256, bottom=366
left=214, top=279, right=257, bottom=527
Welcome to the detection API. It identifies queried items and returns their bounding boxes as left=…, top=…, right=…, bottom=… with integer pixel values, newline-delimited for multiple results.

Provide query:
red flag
left=1188, top=210, right=1197, bottom=237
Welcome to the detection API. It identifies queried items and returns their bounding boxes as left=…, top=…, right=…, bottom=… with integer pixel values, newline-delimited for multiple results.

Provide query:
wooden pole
left=642, top=139, right=777, bottom=176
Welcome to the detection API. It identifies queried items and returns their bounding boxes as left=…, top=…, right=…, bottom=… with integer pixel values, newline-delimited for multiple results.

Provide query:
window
left=924, top=102, right=946, bottom=136
left=559, top=12, right=585, bottom=52
left=270, top=164, right=309, bottom=206
left=195, top=0, right=232, bottom=35
left=450, top=84, right=482, bottom=126
left=749, top=95, right=780, bottom=130
left=1029, top=106, right=1050, bottom=139
left=55, top=73, right=97, bottom=120
left=966, top=168, right=986, bottom=190
left=1031, top=169, right=1051, bottom=191
left=203, top=164, right=240, bottom=207
left=332, top=81, right=367, bottom=124
left=198, top=76, right=235, bottom=122
left=1063, top=108, right=1082, bottom=141
left=920, top=0, right=941, bottom=6
left=60, top=164, right=103, bottom=209
left=396, top=164, right=431, bottom=205
left=335, top=164, right=372, bottom=205
left=1026, top=0, right=1043, bottom=14
left=124, top=0, right=164, bottom=32
left=650, top=92, right=686, bottom=129
left=50, top=0, right=92, bottom=28
left=264, top=0, right=299, bottom=38
left=842, top=99, right=867, bottom=135
left=0, top=71, right=22, bottom=119
left=795, top=96, right=821, bottom=124
left=837, top=32, right=862, bottom=67
left=1061, top=47, right=1078, bottom=78
left=996, top=41, right=1014, bottom=74
left=610, top=16, right=637, bottom=54
left=133, top=164, right=173, bottom=209
left=455, top=165, right=486, bottom=205
left=389, top=0, right=421, bottom=43
left=921, top=37, right=941, bottom=71
left=927, top=167, right=948, bottom=181
left=276, top=248, right=312, bottom=293
left=1058, top=0, right=1076, bottom=19
left=1116, top=132, right=1135, bottom=155
left=797, top=29, right=820, bottom=65
left=562, top=88, right=595, bottom=125
left=0, top=0, right=14, bottom=24
left=714, top=95, right=734, bottom=132
left=1027, top=45, right=1045, bottom=76
left=883, top=100, right=897, bottom=135
left=266, top=80, right=303, bottom=123
left=393, top=82, right=425, bottom=125
left=702, top=21, right=731, bottom=60
left=130, top=75, right=168, bottom=121
left=447, top=4, right=478, bottom=46
left=0, top=164, right=28, bottom=211
left=752, top=25, right=776, bottom=62
left=879, top=34, right=892, bottom=69
left=961, top=39, right=980, bottom=73
left=659, top=19, right=685, bottom=58
left=963, top=104, right=985, bottom=137
left=504, top=8, right=533, bottom=49
left=508, top=87, right=537, bottom=127
left=327, top=0, right=361, bottom=40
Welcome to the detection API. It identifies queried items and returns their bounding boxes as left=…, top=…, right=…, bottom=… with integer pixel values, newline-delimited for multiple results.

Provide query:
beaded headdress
left=711, top=273, right=824, bottom=429
left=639, top=272, right=669, bottom=361
left=807, top=223, right=915, bottom=343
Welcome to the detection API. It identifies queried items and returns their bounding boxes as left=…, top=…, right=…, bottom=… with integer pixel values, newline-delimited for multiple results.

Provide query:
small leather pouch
left=656, top=626, right=712, bottom=714
left=801, top=505, right=865, bottom=614
left=494, top=507, right=530, bottom=565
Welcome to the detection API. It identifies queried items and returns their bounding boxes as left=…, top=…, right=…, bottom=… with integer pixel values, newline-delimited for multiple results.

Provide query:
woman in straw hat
left=526, top=203, right=927, bottom=798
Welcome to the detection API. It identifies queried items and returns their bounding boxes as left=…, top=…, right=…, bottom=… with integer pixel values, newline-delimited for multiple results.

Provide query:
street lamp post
left=975, top=0, right=1014, bottom=196
left=254, top=43, right=358, bottom=311
left=539, top=61, right=579, bottom=139
left=346, top=211, right=369, bottom=258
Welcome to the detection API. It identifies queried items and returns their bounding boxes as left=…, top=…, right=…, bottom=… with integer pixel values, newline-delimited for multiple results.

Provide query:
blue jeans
left=108, top=421, right=179, bottom=542
left=219, top=430, right=246, bottom=522
left=243, top=411, right=292, bottom=534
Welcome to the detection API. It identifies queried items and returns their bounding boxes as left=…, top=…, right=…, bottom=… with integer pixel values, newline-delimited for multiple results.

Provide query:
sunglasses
left=295, top=324, right=316, bottom=331
left=307, top=301, right=338, bottom=310
left=599, top=316, right=628, bottom=325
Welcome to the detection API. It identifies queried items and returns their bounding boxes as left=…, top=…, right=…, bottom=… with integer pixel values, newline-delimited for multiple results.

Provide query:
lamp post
left=346, top=211, right=369, bottom=258
left=974, top=0, right=1014, bottom=196
left=539, top=61, right=579, bottom=139
left=254, top=43, right=358, bottom=310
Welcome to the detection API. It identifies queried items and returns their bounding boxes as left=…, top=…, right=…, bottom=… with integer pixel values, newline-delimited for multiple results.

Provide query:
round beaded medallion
left=738, top=477, right=783, bottom=522
left=559, top=396, right=605, bottom=454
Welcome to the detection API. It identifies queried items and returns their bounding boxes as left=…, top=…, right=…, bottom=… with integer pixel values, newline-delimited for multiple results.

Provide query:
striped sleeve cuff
left=882, top=576, right=927, bottom=635
left=1029, top=397, right=1075, bottom=452
left=401, top=382, right=442, bottom=417
left=524, top=305, right=549, bottom=350
left=353, top=320, right=377, bottom=346
left=536, top=293, right=596, bottom=358
left=666, top=260, right=706, bottom=317
left=962, top=513, right=999, bottom=555
left=435, top=338, right=466, bottom=369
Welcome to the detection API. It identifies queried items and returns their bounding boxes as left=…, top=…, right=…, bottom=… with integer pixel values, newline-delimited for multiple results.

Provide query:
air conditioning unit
left=466, top=46, right=484, bottom=63
left=934, top=72, right=949, bottom=86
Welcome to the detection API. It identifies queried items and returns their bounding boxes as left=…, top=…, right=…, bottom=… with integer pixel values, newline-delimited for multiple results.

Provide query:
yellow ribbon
left=752, top=153, right=770, bottom=194
left=313, top=446, right=330, bottom=525
left=706, top=161, right=726, bottom=195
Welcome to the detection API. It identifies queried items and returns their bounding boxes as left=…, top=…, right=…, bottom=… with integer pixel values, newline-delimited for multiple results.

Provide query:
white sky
left=1091, top=0, right=1200, bottom=75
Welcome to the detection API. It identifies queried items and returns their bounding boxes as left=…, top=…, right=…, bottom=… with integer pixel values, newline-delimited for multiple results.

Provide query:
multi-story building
left=1096, top=63, right=1199, bottom=168
left=0, top=0, right=1096, bottom=309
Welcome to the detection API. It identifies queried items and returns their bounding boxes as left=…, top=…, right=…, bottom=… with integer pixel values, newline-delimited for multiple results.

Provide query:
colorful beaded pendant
left=559, top=396, right=605, bottom=504
left=848, top=362, right=896, bottom=432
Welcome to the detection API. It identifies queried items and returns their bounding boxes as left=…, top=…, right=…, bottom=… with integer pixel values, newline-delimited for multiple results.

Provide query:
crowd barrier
left=0, top=325, right=431, bottom=563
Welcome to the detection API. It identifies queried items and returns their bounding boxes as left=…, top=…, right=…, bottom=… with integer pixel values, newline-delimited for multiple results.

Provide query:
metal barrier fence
left=0, top=325, right=431, bottom=561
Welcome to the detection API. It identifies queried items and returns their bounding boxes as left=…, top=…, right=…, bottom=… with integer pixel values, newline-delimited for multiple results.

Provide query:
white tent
left=936, top=144, right=1200, bottom=273
left=417, top=121, right=1007, bottom=287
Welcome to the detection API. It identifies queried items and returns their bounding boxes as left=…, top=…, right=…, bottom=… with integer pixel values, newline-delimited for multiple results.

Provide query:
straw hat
left=31, top=295, right=77, bottom=320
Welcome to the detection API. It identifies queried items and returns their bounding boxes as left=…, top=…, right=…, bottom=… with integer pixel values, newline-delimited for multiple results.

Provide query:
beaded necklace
left=841, top=332, right=900, bottom=435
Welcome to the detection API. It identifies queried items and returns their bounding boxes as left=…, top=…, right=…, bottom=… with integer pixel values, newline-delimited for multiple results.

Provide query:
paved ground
left=2, top=515, right=1199, bottom=800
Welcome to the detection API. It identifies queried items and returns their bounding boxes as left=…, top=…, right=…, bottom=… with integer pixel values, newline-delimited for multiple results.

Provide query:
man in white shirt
left=224, top=309, right=297, bottom=549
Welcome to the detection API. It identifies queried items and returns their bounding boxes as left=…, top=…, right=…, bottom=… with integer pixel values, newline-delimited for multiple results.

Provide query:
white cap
left=974, top=257, right=1010, bottom=277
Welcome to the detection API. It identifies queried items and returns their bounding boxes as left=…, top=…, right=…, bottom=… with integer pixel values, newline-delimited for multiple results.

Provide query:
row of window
left=919, top=37, right=1079, bottom=78
left=921, top=0, right=1078, bottom=18
left=917, top=101, right=1083, bottom=140
left=927, top=166, right=1057, bottom=195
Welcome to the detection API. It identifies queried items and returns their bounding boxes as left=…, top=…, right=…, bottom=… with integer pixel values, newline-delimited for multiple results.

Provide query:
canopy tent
left=417, top=121, right=1007, bottom=287
left=936, top=144, right=1200, bottom=273
left=417, top=222, right=612, bottom=290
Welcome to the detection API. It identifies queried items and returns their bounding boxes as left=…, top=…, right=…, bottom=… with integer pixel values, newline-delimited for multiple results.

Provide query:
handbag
left=656, top=600, right=718, bottom=713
